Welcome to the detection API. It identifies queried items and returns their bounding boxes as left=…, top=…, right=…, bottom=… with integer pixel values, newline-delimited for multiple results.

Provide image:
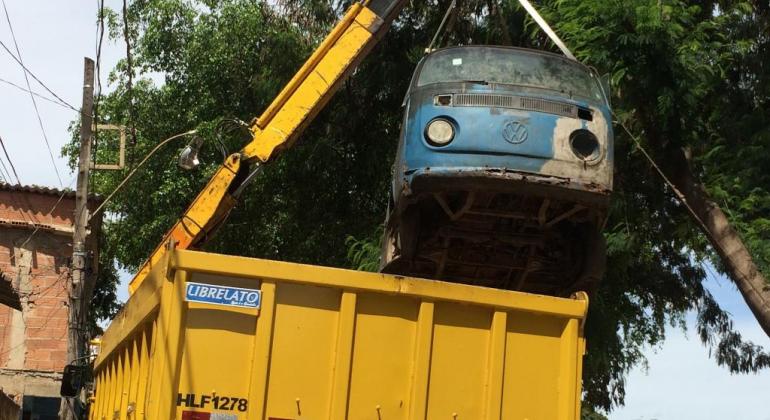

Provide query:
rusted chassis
left=382, top=170, right=609, bottom=297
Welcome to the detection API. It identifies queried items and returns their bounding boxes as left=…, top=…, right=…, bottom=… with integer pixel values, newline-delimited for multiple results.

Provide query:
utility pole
left=62, top=57, right=94, bottom=420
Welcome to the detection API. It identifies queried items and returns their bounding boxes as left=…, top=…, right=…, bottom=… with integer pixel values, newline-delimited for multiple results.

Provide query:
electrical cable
left=0, top=76, right=76, bottom=110
left=0, top=151, right=12, bottom=182
left=17, top=177, right=77, bottom=249
left=0, top=40, right=79, bottom=111
left=93, top=0, right=105, bottom=173
left=122, top=0, right=137, bottom=148
left=0, top=134, right=50, bottom=227
left=614, top=111, right=769, bottom=315
left=0, top=133, right=21, bottom=184
left=1, top=0, right=64, bottom=186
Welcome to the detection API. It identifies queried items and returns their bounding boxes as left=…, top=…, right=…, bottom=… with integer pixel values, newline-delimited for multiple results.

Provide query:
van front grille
left=452, top=94, right=579, bottom=119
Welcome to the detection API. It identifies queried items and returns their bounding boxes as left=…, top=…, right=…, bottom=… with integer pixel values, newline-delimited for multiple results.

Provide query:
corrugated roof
left=0, top=273, right=21, bottom=311
left=0, top=182, right=102, bottom=201
left=0, top=182, right=76, bottom=198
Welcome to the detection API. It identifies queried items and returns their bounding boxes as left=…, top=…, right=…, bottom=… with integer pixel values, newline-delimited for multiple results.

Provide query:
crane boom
left=128, top=0, right=408, bottom=293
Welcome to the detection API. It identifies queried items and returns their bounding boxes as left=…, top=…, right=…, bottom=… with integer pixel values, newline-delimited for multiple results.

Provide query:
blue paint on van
left=382, top=46, right=614, bottom=295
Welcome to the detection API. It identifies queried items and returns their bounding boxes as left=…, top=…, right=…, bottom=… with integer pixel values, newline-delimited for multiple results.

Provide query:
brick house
left=0, top=183, right=100, bottom=419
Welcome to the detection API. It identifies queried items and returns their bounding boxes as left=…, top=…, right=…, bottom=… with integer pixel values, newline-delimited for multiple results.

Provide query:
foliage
left=87, top=231, right=123, bottom=336
left=345, top=227, right=383, bottom=272
left=66, top=0, right=770, bottom=413
left=581, top=406, right=609, bottom=420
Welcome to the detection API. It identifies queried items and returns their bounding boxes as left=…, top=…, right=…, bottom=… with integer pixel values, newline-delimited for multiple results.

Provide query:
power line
left=0, top=146, right=11, bottom=182
left=122, top=0, right=138, bottom=149
left=1, top=0, right=64, bottom=187
left=93, top=0, right=105, bottom=179
left=95, top=0, right=104, bottom=100
left=0, top=134, right=21, bottom=184
left=0, top=41, right=79, bottom=112
left=0, top=161, right=10, bottom=182
left=0, top=76, right=76, bottom=110
left=18, top=177, right=77, bottom=249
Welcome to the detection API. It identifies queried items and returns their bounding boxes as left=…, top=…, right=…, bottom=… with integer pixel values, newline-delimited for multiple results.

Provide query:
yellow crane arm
left=128, top=0, right=408, bottom=293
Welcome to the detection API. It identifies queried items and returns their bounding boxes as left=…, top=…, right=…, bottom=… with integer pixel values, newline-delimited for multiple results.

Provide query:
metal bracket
left=91, top=124, right=126, bottom=170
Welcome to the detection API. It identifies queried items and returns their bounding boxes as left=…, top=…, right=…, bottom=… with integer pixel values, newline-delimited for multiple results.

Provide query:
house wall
left=0, top=188, right=82, bottom=406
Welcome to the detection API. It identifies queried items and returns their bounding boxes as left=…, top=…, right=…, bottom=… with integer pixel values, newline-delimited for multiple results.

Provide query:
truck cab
left=382, top=46, right=613, bottom=296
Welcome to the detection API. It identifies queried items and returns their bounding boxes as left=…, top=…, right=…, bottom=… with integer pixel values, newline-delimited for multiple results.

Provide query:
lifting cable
left=427, top=0, right=456, bottom=52
left=614, top=112, right=768, bottom=307
left=516, top=0, right=576, bottom=60
left=427, top=0, right=576, bottom=61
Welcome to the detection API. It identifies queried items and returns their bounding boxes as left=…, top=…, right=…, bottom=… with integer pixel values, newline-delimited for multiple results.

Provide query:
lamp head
left=178, top=136, right=203, bottom=170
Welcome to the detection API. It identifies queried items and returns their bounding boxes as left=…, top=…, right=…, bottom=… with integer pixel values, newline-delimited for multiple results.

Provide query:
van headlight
left=569, top=129, right=602, bottom=163
left=425, top=119, right=455, bottom=146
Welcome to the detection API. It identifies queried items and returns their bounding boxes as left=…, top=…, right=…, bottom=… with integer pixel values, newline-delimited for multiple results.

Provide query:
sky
left=1, top=2, right=768, bottom=419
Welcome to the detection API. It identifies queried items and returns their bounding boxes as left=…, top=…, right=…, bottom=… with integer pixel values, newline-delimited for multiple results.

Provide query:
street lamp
left=178, top=136, right=203, bottom=170
left=88, top=130, right=197, bottom=221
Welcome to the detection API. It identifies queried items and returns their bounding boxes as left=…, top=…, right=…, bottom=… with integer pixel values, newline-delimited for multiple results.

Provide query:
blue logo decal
left=185, top=282, right=261, bottom=309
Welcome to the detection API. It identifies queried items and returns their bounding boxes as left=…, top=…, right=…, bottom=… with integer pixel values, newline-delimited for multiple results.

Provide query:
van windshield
left=417, top=47, right=604, bottom=103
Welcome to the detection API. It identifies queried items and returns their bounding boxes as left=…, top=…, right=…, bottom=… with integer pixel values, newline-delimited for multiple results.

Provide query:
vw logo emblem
left=502, top=121, right=528, bottom=144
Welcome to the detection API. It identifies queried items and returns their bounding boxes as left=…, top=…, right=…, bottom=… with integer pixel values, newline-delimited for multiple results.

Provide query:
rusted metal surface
left=383, top=190, right=603, bottom=295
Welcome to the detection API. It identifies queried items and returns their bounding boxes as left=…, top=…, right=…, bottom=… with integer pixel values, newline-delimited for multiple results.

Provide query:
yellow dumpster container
left=90, top=249, right=588, bottom=420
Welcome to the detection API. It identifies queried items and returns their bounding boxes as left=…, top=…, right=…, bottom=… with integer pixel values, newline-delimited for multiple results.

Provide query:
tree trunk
left=669, top=147, right=770, bottom=337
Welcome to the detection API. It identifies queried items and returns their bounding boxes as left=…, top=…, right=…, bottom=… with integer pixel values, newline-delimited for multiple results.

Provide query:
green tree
left=69, top=0, right=770, bottom=413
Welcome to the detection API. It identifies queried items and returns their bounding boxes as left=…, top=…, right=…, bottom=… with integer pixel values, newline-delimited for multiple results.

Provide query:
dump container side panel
left=327, top=291, right=357, bottom=419
left=247, top=280, right=277, bottom=420
left=126, top=339, right=140, bottom=418
left=106, top=356, right=118, bottom=419
left=501, top=311, right=567, bottom=420
left=136, top=325, right=153, bottom=419
left=558, top=318, right=580, bottom=419
left=426, top=302, right=492, bottom=420
left=95, top=260, right=165, bottom=369
left=263, top=282, right=341, bottom=419
left=346, top=293, right=420, bottom=420
left=173, top=273, right=260, bottom=418
left=94, top=250, right=588, bottom=420
left=118, top=348, right=131, bottom=419
left=90, top=319, right=154, bottom=420
left=91, top=369, right=103, bottom=420
left=146, top=269, right=188, bottom=419
left=484, top=311, right=507, bottom=420
left=408, top=301, right=435, bottom=420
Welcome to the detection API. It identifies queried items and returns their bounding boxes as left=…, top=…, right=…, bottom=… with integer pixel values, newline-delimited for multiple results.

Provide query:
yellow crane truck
left=79, top=1, right=595, bottom=419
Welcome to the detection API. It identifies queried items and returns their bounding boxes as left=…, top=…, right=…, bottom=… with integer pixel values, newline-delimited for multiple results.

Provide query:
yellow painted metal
left=93, top=249, right=589, bottom=419
left=127, top=156, right=241, bottom=293
left=126, top=3, right=392, bottom=296
left=244, top=5, right=381, bottom=161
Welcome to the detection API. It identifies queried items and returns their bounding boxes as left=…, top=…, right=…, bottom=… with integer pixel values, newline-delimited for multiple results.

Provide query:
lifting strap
left=428, top=0, right=576, bottom=61
left=516, top=0, right=576, bottom=60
